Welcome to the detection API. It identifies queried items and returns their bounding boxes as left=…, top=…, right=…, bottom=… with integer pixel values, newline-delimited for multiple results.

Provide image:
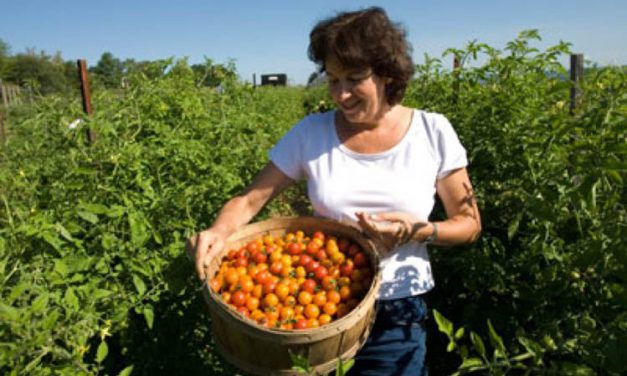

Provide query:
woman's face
left=325, top=56, right=391, bottom=125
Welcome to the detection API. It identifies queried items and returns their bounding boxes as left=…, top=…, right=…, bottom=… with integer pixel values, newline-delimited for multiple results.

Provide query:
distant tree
left=91, top=52, right=124, bottom=88
left=63, top=60, right=81, bottom=92
left=191, top=58, right=237, bottom=87
left=6, top=50, right=69, bottom=94
left=0, top=39, right=11, bottom=79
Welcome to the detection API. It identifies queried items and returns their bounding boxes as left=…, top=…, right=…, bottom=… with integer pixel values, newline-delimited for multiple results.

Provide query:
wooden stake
left=570, top=54, right=584, bottom=114
left=77, top=59, right=96, bottom=143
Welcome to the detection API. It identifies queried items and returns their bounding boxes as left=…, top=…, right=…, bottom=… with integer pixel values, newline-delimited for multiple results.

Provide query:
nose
left=330, top=81, right=352, bottom=101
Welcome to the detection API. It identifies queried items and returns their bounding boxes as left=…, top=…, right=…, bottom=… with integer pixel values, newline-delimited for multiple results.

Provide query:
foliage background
left=0, top=32, right=625, bottom=375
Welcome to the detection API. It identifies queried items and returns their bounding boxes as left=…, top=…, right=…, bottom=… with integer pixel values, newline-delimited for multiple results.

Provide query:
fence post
left=77, top=59, right=96, bottom=144
left=570, top=53, right=584, bottom=114
left=0, top=109, right=5, bottom=145
left=0, top=80, right=8, bottom=144
left=452, top=56, right=461, bottom=104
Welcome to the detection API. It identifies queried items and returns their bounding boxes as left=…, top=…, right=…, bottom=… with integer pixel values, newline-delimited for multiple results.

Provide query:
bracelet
left=424, top=222, right=438, bottom=244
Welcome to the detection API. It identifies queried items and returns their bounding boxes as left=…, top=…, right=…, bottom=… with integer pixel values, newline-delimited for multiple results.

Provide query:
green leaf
left=507, top=212, right=522, bottom=240
left=460, top=357, right=485, bottom=370
left=42, top=232, right=63, bottom=251
left=433, top=309, right=454, bottom=336
left=41, top=309, right=60, bottom=330
left=487, top=320, right=506, bottom=356
left=117, top=365, right=134, bottom=376
left=133, top=275, right=147, bottom=296
left=289, top=350, right=312, bottom=373
left=128, top=211, right=149, bottom=247
left=106, top=205, right=126, bottom=218
left=101, top=233, right=117, bottom=250
left=143, top=306, right=155, bottom=329
left=0, top=302, right=19, bottom=321
left=78, top=210, right=99, bottom=224
left=56, top=223, right=74, bottom=242
left=54, top=259, right=69, bottom=277
left=470, top=332, right=487, bottom=360
left=447, top=341, right=457, bottom=352
left=455, top=327, right=465, bottom=340
left=336, top=357, right=354, bottom=376
left=31, top=293, right=49, bottom=313
left=93, top=289, right=114, bottom=300
left=96, top=340, right=109, bottom=363
left=80, top=203, right=109, bottom=214
left=63, top=288, right=79, bottom=311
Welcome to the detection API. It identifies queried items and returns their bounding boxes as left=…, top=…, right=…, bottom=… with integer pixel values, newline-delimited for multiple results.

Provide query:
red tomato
left=306, top=241, right=320, bottom=256
left=245, top=242, right=257, bottom=254
left=305, top=260, right=320, bottom=274
left=316, top=249, right=328, bottom=262
left=314, top=266, right=329, bottom=281
left=340, top=261, right=354, bottom=277
left=298, top=254, right=313, bottom=268
left=269, top=261, right=284, bottom=275
left=353, top=252, right=367, bottom=268
left=263, top=280, right=277, bottom=295
left=231, top=291, right=246, bottom=307
left=301, top=278, right=316, bottom=294
left=236, top=306, right=250, bottom=317
left=295, top=318, right=309, bottom=330
left=338, top=238, right=350, bottom=252
left=252, top=252, right=267, bottom=265
left=312, top=231, right=325, bottom=242
left=347, top=244, right=360, bottom=257
left=254, top=270, right=271, bottom=285
left=234, top=256, right=248, bottom=268
left=288, top=242, right=302, bottom=256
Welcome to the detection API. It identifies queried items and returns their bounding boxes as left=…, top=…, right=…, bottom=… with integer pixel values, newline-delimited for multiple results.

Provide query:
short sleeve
left=434, top=115, right=468, bottom=178
left=268, top=118, right=307, bottom=181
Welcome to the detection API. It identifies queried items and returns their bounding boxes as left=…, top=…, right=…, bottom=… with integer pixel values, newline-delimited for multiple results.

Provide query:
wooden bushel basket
left=202, top=216, right=381, bottom=375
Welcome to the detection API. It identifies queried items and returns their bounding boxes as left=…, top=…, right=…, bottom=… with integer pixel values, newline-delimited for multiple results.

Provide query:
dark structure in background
left=261, top=73, right=287, bottom=86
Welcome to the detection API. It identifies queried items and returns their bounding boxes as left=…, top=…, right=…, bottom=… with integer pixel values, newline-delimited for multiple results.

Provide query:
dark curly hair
left=308, top=7, right=414, bottom=105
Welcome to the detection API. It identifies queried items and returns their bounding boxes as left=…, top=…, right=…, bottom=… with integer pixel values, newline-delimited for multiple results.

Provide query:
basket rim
left=203, top=216, right=381, bottom=340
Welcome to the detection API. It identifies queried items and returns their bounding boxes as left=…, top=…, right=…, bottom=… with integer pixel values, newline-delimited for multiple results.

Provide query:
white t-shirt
left=268, top=109, right=468, bottom=300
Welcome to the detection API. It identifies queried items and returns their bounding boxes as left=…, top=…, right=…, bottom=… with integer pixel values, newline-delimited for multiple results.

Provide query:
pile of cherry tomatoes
left=209, top=230, right=373, bottom=330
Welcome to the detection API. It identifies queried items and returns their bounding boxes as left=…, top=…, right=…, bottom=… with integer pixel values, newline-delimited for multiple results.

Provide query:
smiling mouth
left=341, top=101, right=360, bottom=113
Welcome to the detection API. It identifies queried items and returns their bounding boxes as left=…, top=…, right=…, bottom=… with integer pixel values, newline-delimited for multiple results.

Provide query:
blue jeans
left=347, top=295, right=428, bottom=376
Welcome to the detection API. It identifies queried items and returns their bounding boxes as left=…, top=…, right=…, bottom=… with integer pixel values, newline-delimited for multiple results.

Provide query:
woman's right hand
left=186, top=226, right=229, bottom=281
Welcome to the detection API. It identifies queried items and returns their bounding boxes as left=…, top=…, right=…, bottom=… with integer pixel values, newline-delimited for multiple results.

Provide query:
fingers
left=356, top=212, right=382, bottom=240
left=195, top=232, right=212, bottom=281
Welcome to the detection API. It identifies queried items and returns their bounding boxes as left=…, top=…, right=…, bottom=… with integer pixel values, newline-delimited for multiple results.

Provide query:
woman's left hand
left=355, top=211, right=429, bottom=255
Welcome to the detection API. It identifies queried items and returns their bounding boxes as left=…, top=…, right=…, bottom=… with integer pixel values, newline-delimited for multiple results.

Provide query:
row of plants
left=1, top=31, right=624, bottom=375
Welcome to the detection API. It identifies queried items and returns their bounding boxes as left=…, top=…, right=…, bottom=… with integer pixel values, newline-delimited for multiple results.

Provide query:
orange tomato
left=323, top=302, right=338, bottom=316
left=298, top=291, right=313, bottom=306
left=280, top=306, right=295, bottom=321
left=224, top=268, right=240, bottom=286
left=312, top=291, right=327, bottom=307
left=275, top=283, right=290, bottom=301
left=263, top=293, right=279, bottom=308
left=339, top=285, right=351, bottom=301
left=326, top=290, right=341, bottom=304
left=304, top=304, right=320, bottom=319
left=318, top=313, right=332, bottom=325
left=246, top=296, right=260, bottom=311
left=284, top=295, right=297, bottom=307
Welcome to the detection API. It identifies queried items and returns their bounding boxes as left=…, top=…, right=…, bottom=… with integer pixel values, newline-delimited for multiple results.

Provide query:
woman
left=190, top=7, right=481, bottom=375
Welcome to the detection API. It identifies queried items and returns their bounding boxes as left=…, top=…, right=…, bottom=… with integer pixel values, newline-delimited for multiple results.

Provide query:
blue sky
left=1, top=0, right=625, bottom=85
